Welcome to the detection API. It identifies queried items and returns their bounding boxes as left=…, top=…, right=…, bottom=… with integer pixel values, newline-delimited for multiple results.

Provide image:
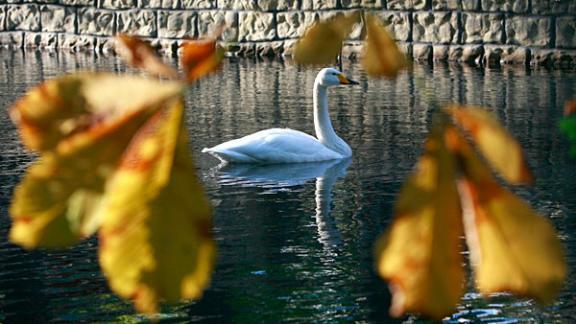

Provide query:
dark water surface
left=1, top=50, right=575, bottom=323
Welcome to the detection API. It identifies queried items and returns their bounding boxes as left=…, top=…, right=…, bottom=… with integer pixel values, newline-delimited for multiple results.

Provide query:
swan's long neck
left=313, top=81, right=352, bottom=157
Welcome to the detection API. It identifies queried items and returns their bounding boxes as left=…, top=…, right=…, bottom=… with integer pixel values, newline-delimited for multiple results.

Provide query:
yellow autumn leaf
left=445, top=105, right=533, bottom=185
left=449, top=126, right=566, bottom=304
left=361, top=13, right=408, bottom=78
left=9, top=74, right=183, bottom=249
left=375, top=123, right=464, bottom=320
left=98, top=100, right=215, bottom=314
left=293, top=12, right=360, bottom=65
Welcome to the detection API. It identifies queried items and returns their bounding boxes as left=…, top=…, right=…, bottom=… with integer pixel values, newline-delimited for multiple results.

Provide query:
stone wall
left=1, top=0, right=575, bottom=66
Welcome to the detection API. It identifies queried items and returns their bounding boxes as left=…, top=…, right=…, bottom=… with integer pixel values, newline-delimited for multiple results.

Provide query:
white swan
left=202, top=67, right=358, bottom=164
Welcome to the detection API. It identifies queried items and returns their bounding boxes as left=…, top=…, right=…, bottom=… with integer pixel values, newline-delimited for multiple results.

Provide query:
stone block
left=6, top=5, right=40, bottom=31
left=398, top=42, right=413, bottom=59
left=433, top=44, right=449, bottom=61
left=181, top=0, right=216, bottom=9
left=483, top=45, right=528, bottom=65
left=117, top=10, right=157, bottom=37
left=61, top=0, right=95, bottom=5
left=413, top=43, right=432, bottom=62
left=24, top=32, right=57, bottom=49
left=413, top=12, right=458, bottom=44
left=256, top=41, right=284, bottom=58
left=532, top=0, right=576, bottom=14
left=217, top=0, right=257, bottom=10
left=481, top=0, right=528, bottom=12
left=556, top=17, right=576, bottom=48
left=257, top=0, right=299, bottom=11
left=461, top=0, right=479, bottom=10
left=0, top=6, right=5, bottom=31
left=78, top=8, right=115, bottom=36
left=29, top=0, right=58, bottom=3
left=432, top=0, right=459, bottom=10
left=100, top=0, right=135, bottom=9
left=456, top=44, right=484, bottom=64
left=40, top=5, right=75, bottom=33
left=550, top=50, right=576, bottom=68
left=239, top=12, right=275, bottom=42
left=302, top=0, right=339, bottom=10
left=506, top=16, right=552, bottom=47
left=377, top=11, right=412, bottom=42
left=236, top=42, right=256, bottom=57
left=58, top=34, right=95, bottom=52
left=461, top=13, right=503, bottom=44
left=0, top=32, right=24, bottom=48
left=95, top=36, right=116, bottom=55
left=340, top=0, right=384, bottom=8
left=198, top=11, right=238, bottom=41
left=276, top=11, right=305, bottom=39
left=158, top=11, right=196, bottom=38
left=387, top=0, right=428, bottom=10
left=281, top=39, right=296, bottom=57
left=138, top=0, right=179, bottom=8
left=530, top=48, right=554, bottom=66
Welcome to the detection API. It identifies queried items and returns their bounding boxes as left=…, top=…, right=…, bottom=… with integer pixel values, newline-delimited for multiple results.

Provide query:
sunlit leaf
left=375, top=123, right=464, bottom=320
left=181, top=39, right=225, bottom=83
left=560, top=99, right=576, bottom=157
left=115, top=34, right=178, bottom=78
left=361, top=13, right=408, bottom=78
left=445, top=105, right=533, bottom=185
left=99, top=101, right=215, bottom=314
left=448, top=126, right=566, bottom=304
left=293, top=12, right=360, bottom=65
left=9, top=74, right=183, bottom=249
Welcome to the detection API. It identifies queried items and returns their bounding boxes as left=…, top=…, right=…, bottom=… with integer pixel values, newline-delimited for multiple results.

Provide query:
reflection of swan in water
left=202, top=68, right=357, bottom=163
left=213, top=158, right=351, bottom=247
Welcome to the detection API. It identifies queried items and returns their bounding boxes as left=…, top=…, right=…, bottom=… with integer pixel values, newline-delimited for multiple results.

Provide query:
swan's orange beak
left=338, top=74, right=359, bottom=85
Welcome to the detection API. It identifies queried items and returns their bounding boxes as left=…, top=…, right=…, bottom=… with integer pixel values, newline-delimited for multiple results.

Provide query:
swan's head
left=316, top=68, right=358, bottom=87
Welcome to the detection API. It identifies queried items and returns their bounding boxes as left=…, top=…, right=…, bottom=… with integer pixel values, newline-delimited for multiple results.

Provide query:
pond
left=1, top=50, right=575, bottom=322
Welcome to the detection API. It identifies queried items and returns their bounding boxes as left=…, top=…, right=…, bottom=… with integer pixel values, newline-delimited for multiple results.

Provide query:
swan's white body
left=202, top=68, right=357, bottom=164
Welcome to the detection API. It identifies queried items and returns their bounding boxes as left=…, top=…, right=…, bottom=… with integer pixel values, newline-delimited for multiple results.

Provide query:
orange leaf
left=181, top=39, right=225, bottom=83
left=115, top=34, right=178, bottom=78
left=445, top=105, right=533, bottom=185
left=293, top=12, right=360, bottom=65
left=361, top=13, right=408, bottom=78
left=449, top=126, right=566, bottom=305
left=375, top=123, right=464, bottom=320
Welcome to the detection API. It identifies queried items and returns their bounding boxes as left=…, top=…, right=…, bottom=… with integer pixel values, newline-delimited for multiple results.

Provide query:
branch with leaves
left=8, top=34, right=224, bottom=315
left=375, top=106, right=566, bottom=320
left=7, top=11, right=566, bottom=321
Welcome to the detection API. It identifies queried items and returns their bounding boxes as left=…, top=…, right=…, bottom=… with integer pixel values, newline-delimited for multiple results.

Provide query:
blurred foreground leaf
left=99, top=100, right=214, bottom=314
left=361, top=13, right=408, bottom=78
left=446, top=106, right=533, bottom=184
left=9, top=72, right=215, bottom=314
left=181, top=38, right=225, bottom=83
left=293, top=12, right=408, bottom=78
left=376, top=106, right=566, bottom=320
left=115, top=35, right=178, bottom=78
left=451, top=126, right=565, bottom=305
left=293, top=12, right=360, bottom=65
left=375, top=124, right=464, bottom=319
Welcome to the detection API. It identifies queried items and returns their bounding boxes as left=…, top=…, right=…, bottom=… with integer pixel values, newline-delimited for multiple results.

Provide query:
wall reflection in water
left=1, top=49, right=575, bottom=322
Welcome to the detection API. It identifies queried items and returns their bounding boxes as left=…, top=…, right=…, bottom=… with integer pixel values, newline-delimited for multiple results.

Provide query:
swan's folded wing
left=205, top=128, right=342, bottom=163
